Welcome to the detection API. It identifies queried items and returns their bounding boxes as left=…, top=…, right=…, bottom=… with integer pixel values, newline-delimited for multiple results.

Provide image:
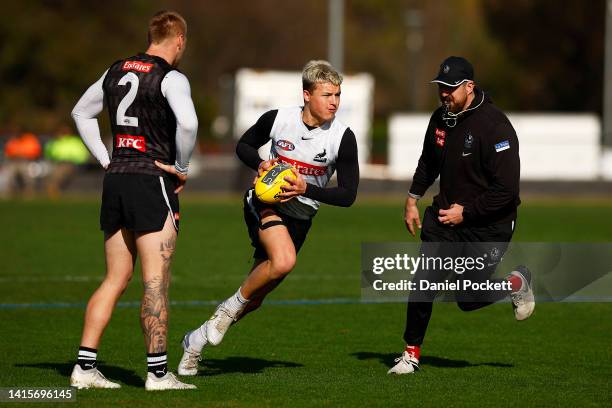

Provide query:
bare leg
left=80, top=229, right=136, bottom=348
left=136, top=214, right=176, bottom=353
left=240, top=214, right=296, bottom=300
left=182, top=214, right=297, bottom=354
left=236, top=259, right=285, bottom=320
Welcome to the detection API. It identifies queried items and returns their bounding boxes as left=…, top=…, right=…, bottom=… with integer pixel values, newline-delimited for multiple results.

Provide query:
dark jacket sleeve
left=303, top=129, right=359, bottom=207
left=409, top=117, right=440, bottom=197
left=463, top=121, right=520, bottom=221
left=235, top=110, right=278, bottom=170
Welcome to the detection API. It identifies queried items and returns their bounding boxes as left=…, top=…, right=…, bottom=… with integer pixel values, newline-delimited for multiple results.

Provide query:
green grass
left=1, top=196, right=611, bottom=407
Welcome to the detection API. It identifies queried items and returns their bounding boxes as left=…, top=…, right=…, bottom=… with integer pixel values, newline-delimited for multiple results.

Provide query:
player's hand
left=155, top=160, right=187, bottom=194
left=278, top=168, right=306, bottom=202
left=438, top=203, right=464, bottom=226
left=252, top=158, right=279, bottom=185
left=404, top=197, right=421, bottom=237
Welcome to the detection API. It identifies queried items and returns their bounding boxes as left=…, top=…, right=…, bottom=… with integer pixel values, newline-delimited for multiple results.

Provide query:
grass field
left=1, top=196, right=611, bottom=407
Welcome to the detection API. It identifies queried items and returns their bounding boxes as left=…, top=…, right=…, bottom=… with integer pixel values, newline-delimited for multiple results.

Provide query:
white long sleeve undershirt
left=71, top=70, right=110, bottom=168
left=71, top=69, right=198, bottom=173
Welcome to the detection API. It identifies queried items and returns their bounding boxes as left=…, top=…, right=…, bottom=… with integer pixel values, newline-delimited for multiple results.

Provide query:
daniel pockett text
left=369, top=253, right=512, bottom=293
left=362, top=242, right=612, bottom=303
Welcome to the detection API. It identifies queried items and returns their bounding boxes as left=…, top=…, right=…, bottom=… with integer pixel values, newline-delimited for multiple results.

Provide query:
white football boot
left=70, top=364, right=121, bottom=389
left=205, top=304, right=237, bottom=346
left=145, top=371, right=196, bottom=391
left=387, top=350, right=420, bottom=375
left=177, top=329, right=203, bottom=376
left=508, top=265, right=535, bottom=321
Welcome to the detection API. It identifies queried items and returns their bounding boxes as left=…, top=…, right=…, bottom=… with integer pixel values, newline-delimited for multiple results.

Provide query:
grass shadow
left=197, top=356, right=303, bottom=377
left=350, top=352, right=513, bottom=369
left=15, top=362, right=144, bottom=387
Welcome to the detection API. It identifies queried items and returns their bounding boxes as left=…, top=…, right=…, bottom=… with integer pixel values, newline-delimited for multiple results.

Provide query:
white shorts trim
left=159, top=177, right=178, bottom=231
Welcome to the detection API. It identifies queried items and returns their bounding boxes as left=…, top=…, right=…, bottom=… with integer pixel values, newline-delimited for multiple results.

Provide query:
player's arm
left=71, top=70, right=111, bottom=169
left=155, top=71, right=199, bottom=193
left=405, top=118, right=438, bottom=235
left=236, top=110, right=279, bottom=174
left=409, top=117, right=440, bottom=199
left=462, top=121, right=520, bottom=222
left=281, top=129, right=359, bottom=207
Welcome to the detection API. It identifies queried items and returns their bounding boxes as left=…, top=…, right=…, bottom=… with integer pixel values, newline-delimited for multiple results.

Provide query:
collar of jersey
left=299, top=108, right=332, bottom=136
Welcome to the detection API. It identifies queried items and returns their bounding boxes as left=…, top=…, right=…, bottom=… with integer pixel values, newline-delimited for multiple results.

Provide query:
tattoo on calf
left=141, top=239, right=174, bottom=353
left=141, top=274, right=169, bottom=353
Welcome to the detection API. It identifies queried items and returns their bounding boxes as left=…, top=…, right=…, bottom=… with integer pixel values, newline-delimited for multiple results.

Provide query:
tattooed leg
left=136, top=214, right=177, bottom=353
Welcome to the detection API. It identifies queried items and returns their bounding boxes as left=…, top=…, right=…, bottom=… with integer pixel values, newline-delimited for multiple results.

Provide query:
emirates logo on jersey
left=122, top=61, right=153, bottom=73
left=116, top=134, right=146, bottom=152
left=277, top=154, right=327, bottom=177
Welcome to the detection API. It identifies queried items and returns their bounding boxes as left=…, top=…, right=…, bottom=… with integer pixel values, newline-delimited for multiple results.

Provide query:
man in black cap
left=388, top=56, right=535, bottom=375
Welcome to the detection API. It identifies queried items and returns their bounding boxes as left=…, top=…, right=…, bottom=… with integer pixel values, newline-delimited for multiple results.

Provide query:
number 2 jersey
left=103, top=53, right=179, bottom=175
left=236, top=107, right=360, bottom=220
left=72, top=52, right=197, bottom=176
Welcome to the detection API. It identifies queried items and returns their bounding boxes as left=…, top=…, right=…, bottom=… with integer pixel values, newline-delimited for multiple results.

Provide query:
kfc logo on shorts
left=435, top=128, right=446, bottom=147
left=275, top=139, right=295, bottom=151
left=122, top=61, right=153, bottom=73
left=116, top=134, right=146, bottom=152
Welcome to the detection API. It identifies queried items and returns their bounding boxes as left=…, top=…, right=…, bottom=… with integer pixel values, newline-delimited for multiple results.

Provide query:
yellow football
left=255, top=162, right=295, bottom=204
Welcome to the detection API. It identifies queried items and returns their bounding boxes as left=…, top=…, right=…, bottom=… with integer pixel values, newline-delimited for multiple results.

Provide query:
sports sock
left=147, top=352, right=168, bottom=378
left=508, top=274, right=523, bottom=292
left=77, top=346, right=98, bottom=370
left=222, top=287, right=250, bottom=316
left=188, top=325, right=208, bottom=352
left=405, top=345, right=421, bottom=361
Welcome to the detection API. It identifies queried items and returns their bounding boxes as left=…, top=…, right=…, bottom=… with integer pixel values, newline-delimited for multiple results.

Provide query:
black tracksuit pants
left=403, top=207, right=515, bottom=346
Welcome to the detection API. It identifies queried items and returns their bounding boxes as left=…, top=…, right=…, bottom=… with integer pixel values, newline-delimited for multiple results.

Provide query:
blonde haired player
left=178, top=60, right=360, bottom=375
left=70, top=11, right=197, bottom=390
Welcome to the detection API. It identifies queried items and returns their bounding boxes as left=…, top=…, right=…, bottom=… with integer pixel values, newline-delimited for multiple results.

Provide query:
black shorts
left=411, top=206, right=515, bottom=303
left=243, top=189, right=312, bottom=260
left=100, top=173, right=179, bottom=235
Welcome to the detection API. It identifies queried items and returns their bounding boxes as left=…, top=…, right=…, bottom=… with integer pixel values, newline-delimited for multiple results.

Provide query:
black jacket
left=409, top=88, right=520, bottom=226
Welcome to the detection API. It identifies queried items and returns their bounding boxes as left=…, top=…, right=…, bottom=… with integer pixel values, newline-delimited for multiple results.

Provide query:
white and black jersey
left=237, top=107, right=359, bottom=220
left=72, top=53, right=198, bottom=176
left=103, top=54, right=178, bottom=175
left=72, top=53, right=198, bottom=233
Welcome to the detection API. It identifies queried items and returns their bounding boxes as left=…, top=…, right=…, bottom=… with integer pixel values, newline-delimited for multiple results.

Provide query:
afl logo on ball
left=275, top=140, right=295, bottom=151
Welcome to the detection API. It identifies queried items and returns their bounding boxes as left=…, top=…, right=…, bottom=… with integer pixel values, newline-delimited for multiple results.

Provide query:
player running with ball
left=178, top=60, right=359, bottom=376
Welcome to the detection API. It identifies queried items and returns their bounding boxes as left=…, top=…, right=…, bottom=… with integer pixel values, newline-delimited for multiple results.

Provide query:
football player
left=70, top=11, right=197, bottom=390
left=178, top=60, right=359, bottom=375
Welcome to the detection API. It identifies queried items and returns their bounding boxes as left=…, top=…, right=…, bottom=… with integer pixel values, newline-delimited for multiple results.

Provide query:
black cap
left=431, top=56, right=474, bottom=87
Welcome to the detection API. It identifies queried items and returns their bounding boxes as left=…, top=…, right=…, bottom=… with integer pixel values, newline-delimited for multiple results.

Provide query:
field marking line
left=0, top=298, right=401, bottom=310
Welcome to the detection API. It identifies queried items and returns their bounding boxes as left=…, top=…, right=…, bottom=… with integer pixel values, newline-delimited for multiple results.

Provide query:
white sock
left=187, top=288, right=249, bottom=352
left=187, top=325, right=208, bottom=352
left=222, top=287, right=250, bottom=316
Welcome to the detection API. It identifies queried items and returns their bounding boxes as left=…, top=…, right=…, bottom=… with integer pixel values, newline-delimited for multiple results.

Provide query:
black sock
left=77, top=346, right=97, bottom=371
left=147, top=352, right=167, bottom=378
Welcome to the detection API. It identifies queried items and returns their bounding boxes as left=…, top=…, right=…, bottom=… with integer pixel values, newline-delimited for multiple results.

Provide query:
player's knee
left=269, top=252, right=296, bottom=279
left=104, top=270, right=133, bottom=293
